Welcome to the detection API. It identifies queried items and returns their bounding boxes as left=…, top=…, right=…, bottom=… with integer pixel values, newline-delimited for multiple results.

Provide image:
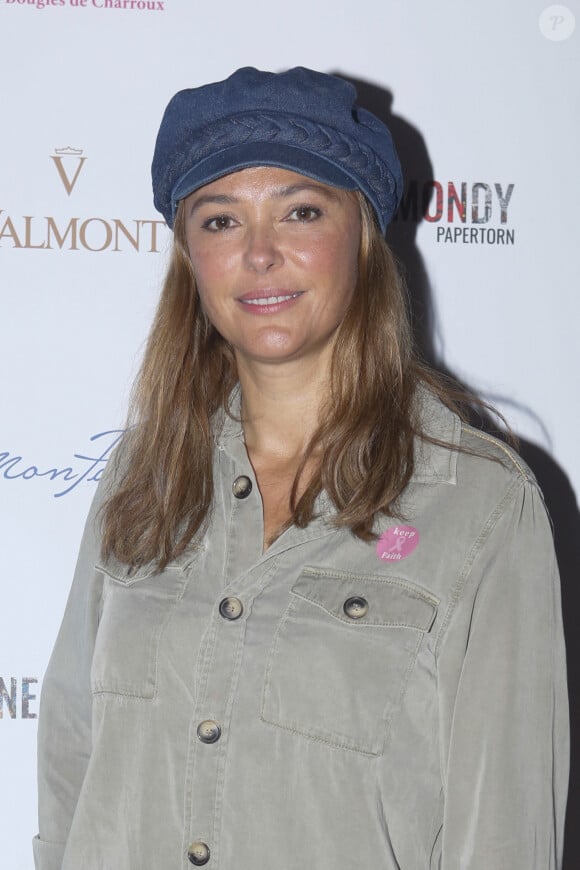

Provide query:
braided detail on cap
left=161, top=111, right=399, bottom=225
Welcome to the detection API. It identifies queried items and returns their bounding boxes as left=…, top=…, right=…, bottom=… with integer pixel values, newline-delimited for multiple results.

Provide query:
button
left=232, top=475, right=252, bottom=499
left=343, top=596, right=369, bottom=619
left=197, top=719, right=221, bottom=744
left=188, top=841, right=210, bottom=865
left=219, top=596, right=244, bottom=620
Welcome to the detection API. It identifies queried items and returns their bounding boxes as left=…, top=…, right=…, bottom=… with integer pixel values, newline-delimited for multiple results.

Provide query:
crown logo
left=54, top=146, right=84, bottom=156
left=50, top=146, right=87, bottom=195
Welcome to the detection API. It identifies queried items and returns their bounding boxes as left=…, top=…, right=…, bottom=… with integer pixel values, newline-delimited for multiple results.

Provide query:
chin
left=236, top=333, right=304, bottom=362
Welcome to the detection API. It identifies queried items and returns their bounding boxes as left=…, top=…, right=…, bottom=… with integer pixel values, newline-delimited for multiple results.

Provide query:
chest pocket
left=260, top=567, right=438, bottom=756
left=91, top=555, right=192, bottom=699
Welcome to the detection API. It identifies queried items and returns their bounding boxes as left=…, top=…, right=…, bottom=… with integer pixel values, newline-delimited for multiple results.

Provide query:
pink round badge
left=376, top=525, right=420, bottom=562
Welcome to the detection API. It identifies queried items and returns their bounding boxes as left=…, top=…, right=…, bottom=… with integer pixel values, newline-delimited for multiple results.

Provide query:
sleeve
left=32, top=479, right=110, bottom=870
left=437, top=478, right=569, bottom=870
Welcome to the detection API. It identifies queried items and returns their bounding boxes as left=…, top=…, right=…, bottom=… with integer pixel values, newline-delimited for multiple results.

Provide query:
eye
left=286, top=205, right=322, bottom=223
left=202, top=214, right=237, bottom=232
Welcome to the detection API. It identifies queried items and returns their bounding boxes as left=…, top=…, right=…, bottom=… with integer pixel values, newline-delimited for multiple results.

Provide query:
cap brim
left=171, top=141, right=359, bottom=225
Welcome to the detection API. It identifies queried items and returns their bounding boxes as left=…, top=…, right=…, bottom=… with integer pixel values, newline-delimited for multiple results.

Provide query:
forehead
left=184, top=165, right=353, bottom=206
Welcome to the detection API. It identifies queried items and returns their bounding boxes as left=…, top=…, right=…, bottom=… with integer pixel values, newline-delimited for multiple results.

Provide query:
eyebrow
left=187, top=182, right=340, bottom=215
left=273, top=182, right=341, bottom=201
left=187, top=194, right=237, bottom=215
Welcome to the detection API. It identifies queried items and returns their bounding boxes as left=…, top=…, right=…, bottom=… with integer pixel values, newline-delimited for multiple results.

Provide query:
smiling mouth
left=240, top=292, right=303, bottom=306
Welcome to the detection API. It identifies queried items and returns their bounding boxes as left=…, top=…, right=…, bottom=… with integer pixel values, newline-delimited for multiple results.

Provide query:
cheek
left=188, top=246, right=237, bottom=305
left=311, top=237, right=359, bottom=296
left=297, top=235, right=355, bottom=274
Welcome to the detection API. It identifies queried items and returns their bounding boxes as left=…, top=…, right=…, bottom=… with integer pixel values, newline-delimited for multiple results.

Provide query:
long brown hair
left=101, top=192, right=456, bottom=569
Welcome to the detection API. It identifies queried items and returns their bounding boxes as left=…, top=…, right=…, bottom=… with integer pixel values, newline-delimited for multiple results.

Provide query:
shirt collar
left=411, top=385, right=460, bottom=485
left=215, top=382, right=461, bottom=486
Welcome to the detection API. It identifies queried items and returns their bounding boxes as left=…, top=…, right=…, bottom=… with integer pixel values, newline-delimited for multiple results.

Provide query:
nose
left=243, top=222, right=283, bottom=273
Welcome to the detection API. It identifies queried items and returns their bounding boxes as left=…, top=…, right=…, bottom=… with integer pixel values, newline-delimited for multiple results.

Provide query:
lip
left=236, top=290, right=304, bottom=314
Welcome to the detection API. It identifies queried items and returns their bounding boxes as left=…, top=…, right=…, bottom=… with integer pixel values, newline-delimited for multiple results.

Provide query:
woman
left=34, top=67, right=568, bottom=869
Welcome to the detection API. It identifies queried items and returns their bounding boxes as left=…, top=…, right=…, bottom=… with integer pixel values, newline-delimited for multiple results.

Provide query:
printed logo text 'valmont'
left=0, top=148, right=169, bottom=252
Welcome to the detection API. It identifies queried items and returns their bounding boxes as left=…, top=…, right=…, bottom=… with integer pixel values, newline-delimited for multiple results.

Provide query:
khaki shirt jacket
left=33, top=391, right=569, bottom=869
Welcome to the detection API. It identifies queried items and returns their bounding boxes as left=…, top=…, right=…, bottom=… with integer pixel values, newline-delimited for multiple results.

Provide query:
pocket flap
left=95, top=550, right=194, bottom=586
left=95, top=555, right=158, bottom=586
left=291, top=567, right=438, bottom=631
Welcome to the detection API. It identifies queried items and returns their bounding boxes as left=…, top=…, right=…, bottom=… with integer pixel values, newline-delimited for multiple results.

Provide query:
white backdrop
left=1, top=1, right=578, bottom=866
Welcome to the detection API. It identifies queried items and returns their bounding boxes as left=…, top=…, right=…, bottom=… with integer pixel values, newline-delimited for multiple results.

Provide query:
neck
left=236, top=355, right=330, bottom=461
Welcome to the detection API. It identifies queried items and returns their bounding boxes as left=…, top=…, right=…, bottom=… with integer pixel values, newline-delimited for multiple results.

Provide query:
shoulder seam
left=461, top=425, right=529, bottom=479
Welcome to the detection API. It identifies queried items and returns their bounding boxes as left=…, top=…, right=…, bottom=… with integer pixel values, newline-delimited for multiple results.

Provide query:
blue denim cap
left=152, top=67, right=403, bottom=234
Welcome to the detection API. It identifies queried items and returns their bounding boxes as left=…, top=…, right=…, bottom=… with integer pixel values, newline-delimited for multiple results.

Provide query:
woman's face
left=183, top=166, right=361, bottom=371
